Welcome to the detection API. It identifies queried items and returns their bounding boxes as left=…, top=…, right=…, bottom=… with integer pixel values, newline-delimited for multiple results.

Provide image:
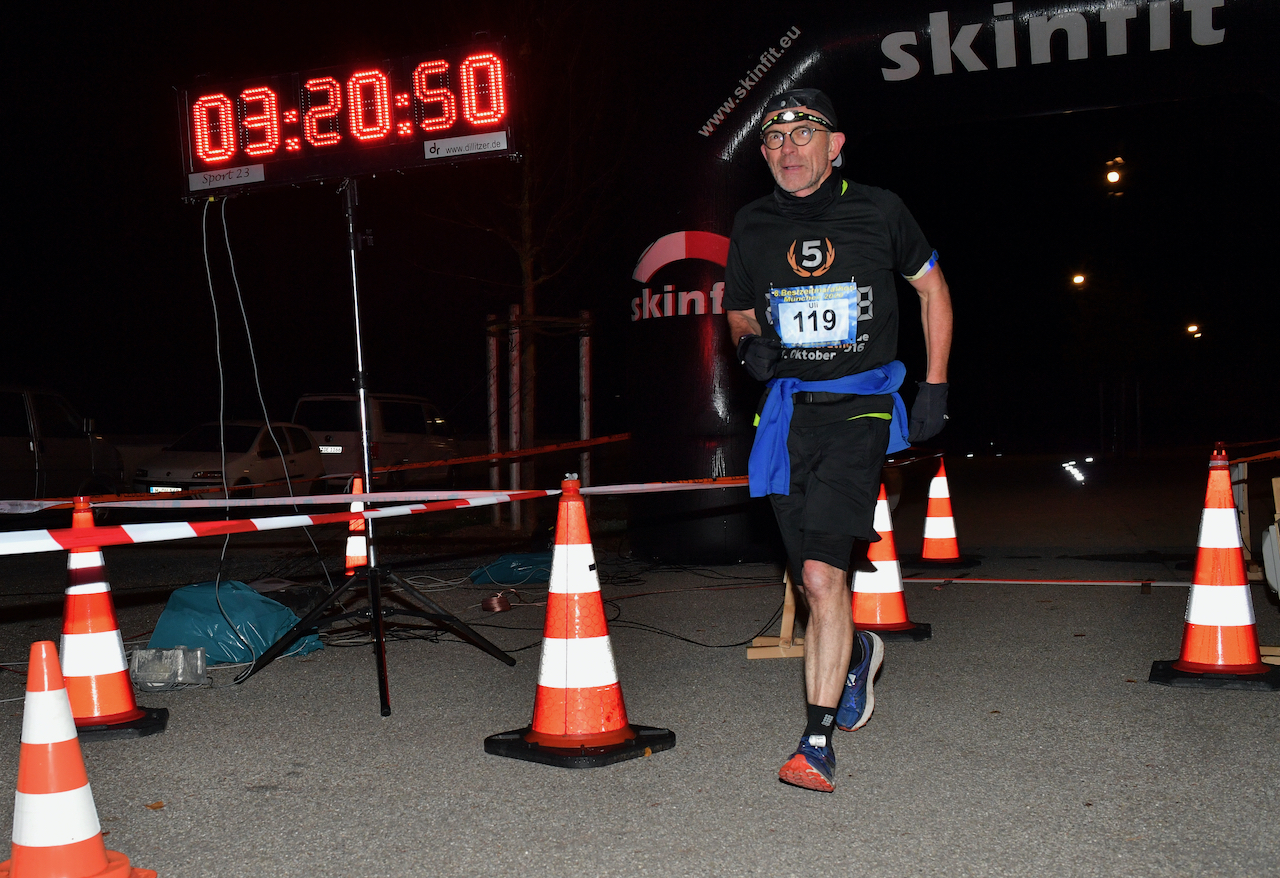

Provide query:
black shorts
left=769, top=416, right=890, bottom=572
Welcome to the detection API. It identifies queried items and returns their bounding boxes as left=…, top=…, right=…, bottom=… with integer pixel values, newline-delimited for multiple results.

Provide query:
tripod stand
left=239, top=178, right=515, bottom=715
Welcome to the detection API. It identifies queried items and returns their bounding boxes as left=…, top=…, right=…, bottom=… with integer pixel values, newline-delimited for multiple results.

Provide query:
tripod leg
left=388, top=572, right=517, bottom=666
left=240, top=573, right=363, bottom=682
left=367, top=566, right=392, bottom=716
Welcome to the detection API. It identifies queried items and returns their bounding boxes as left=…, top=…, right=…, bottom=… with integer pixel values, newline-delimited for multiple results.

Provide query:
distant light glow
left=1072, top=274, right=1085, bottom=285
left=1084, top=457, right=1094, bottom=463
left=1186, top=324, right=1199, bottom=333
left=1061, top=461, right=1086, bottom=483
left=1107, top=170, right=1121, bottom=183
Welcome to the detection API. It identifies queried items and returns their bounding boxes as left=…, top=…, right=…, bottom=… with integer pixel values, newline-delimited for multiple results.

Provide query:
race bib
left=768, top=281, right=859, bottom=349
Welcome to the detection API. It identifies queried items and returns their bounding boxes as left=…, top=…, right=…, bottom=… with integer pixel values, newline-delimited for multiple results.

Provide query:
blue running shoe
left=836, top=630, right=884, bottom=731
left=778, top=735, right=836, bottom=792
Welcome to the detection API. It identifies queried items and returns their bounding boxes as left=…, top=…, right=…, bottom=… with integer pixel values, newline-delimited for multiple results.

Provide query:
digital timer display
left=178, top=42, right=512, bottom=198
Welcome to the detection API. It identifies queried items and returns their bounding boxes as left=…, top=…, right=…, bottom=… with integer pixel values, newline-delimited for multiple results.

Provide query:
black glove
left=908, top=381, right=949, bottom=443
left=736, top=334, right=782, bottom=382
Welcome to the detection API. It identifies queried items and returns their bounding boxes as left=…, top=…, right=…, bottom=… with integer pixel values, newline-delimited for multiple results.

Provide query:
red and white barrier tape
left=90, top=478, right=750, bottom=510
left=0, top=490, right=555, bottom=557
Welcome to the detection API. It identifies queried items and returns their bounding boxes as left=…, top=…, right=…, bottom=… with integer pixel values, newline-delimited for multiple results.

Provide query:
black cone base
left=1148, top=661, right=1280, bottom=691
left=77, top=707, right=169, bottom=742
left=485, top=724, right=676, bottom=768
left=865, top=622, right=932, bottom=642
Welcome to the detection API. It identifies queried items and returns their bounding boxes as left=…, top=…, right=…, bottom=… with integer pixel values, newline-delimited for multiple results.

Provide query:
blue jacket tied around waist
left=747, top=360, right=909, bottom=497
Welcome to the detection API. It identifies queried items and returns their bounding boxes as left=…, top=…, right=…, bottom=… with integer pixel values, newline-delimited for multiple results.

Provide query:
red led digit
left=191, top=94, right=236, bottom=164
left=412, top=60, right=456, bottom=133
left=347, top=70, right=392, bottom=142
left=459, top=53, right=506, bottom=125
left=240, top=86, right=280, bottom=158
left=303, top=77, right=342, bottom=147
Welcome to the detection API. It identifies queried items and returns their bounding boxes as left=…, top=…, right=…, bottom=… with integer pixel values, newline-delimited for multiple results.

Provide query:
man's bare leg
left=799, top=558, right=853, bottom=708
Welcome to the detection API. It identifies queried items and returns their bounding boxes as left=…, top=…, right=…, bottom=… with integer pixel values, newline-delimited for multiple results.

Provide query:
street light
left=1072, top=274, right=1086, bottom=285
left=1186, top=323, right=1202, bottom=339
left=1105, top=156, right=1125, bottom=196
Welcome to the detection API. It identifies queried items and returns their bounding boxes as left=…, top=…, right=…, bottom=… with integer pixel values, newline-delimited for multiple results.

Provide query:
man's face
left=759, top=108, right=846, bottom=198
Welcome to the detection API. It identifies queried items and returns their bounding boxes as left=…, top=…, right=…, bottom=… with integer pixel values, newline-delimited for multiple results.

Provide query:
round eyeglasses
left=762, top=126, right=828, bottom=150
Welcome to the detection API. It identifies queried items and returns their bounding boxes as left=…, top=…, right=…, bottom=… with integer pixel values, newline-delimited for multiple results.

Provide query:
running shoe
left=835, top=630, right=884, bottom=731
left=778, top=735, right=836, bottom=792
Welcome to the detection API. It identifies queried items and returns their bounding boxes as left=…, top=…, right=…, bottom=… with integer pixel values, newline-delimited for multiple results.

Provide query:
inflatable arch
left=625, top=0, right=1275, bottom=563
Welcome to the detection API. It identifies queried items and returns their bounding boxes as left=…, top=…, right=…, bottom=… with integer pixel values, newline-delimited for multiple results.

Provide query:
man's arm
left=727, top=309, right=761, bottom=345
left=909, top=265, right=952, bottom=384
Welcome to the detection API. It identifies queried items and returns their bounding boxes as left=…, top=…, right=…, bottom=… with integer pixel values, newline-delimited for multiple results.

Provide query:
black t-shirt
left=725, top=174, right=935, bottom=425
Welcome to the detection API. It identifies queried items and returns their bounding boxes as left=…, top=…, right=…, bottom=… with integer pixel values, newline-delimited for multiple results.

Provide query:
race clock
left=178, top=41, right=512, bottom=199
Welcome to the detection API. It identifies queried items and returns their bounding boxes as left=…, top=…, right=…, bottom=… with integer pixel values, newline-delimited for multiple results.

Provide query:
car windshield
left=294, top=400, right=361, bottom=432
left=169, top=424, right=260, bottom=454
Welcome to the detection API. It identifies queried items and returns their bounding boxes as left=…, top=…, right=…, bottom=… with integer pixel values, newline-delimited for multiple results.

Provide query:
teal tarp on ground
left=147, top=581, right=323, bottom=665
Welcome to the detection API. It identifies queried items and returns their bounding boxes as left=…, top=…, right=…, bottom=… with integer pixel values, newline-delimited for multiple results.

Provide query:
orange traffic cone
left=60, top=500, right=167, bottom=741
left=921, top=458, right=960, bottom=560
left=345, top=476, right=368, bottom=576
left=852, top=485, right=930, bottom=641
left=1150, top=444, right=1280, bottom=689
left=485, top=477, right=676, bottom=767
left=914, top=458, right=978, bottom=567
left=0, top=642, right=156, bottom=878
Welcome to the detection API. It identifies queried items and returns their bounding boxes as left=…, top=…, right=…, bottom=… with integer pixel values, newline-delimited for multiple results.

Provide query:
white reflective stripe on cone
left=60, top=631, right=128, bottom=675
left=852, top=561, right=903, bottom=594
left=12, top=785, right=101, bottom=847
left=928, top=478, right=950, bottom=499
left=549, top=543, right=601, bottom=595
left=1185, top=584, right=1256, bottom=626
left=1197, top=508, right=1242, bottom=549
left=21, top=690, right=78, bottom=745
left=65, top=582, right=110, bottom=596
left=873, top=501, right=893, bottom=532
left=537, top=636, right=618, bottom=689
left=67, top=551, right=105, bottom=569
left=923, top=517, right=956, bottom=540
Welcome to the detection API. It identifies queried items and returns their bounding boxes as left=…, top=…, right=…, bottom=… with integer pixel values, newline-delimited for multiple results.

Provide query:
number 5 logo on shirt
left=787, top=238, right=835, bottom=278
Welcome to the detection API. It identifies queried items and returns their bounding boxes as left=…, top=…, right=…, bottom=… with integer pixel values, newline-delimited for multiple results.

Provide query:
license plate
left=149, top=486, right=182, bottom=493
left=319, top=445, right=343, bottom=454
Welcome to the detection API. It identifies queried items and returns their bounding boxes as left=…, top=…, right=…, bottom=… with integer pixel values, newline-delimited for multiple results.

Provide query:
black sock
left=804, top=703, right=836, bottom=741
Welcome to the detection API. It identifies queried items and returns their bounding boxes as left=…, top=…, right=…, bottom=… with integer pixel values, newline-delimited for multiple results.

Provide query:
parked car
left=0, top=388, right=126, bottom=500
left=292, top=393, right=458, bottom=488
left=133, top=421, right=325, bottom=498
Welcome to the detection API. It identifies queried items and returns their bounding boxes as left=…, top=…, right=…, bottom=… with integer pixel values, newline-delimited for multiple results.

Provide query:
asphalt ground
left=0, top=451, right=1277, bottom=877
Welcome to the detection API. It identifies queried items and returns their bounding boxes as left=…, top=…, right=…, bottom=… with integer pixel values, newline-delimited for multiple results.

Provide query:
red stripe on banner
left=543, top=593, right=609, bottom=640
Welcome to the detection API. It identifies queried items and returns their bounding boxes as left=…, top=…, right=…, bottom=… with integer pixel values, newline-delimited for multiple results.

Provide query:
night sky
left=5, top=2, right=1277, bottom=454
